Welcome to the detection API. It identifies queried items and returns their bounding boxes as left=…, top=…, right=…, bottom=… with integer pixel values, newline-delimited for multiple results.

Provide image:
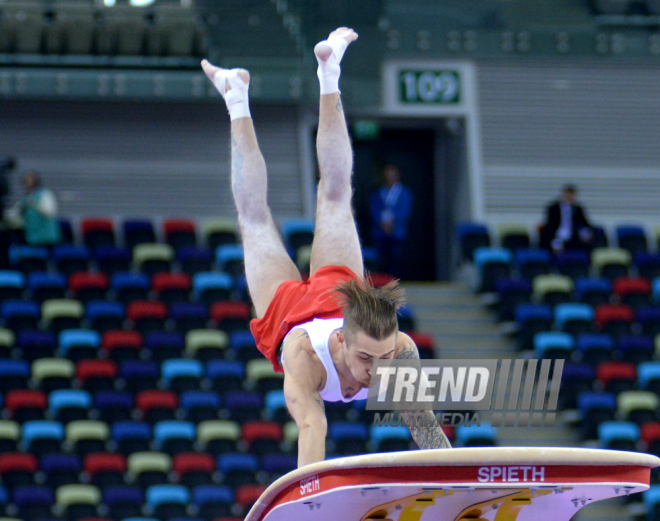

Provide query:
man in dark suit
left=540, top=184, right=593, bottom=252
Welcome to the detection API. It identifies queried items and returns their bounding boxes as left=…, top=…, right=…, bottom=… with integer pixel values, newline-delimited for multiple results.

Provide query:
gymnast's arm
left=282, top=334, right=328, bottom=467
left=396, top=332, right=452, bottom=449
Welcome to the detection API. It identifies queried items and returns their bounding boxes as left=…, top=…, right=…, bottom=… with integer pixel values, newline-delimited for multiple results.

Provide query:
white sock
left=315, top=34, right=350, bottom=95
left=213, top=68, right=251, bottom=120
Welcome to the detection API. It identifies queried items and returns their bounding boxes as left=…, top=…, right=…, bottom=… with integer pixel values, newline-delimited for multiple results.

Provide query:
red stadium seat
left=152, top=273, right=192, bottom=305
left=596, top=361, right=636, bottom=394
left=641, top=422, right=660, bottom=445
left=136, top=390, right=178, bottom=423
left=612, top=276, right=652, bottom=308
left=76, top=359, right=118, bottom=392
left=126, top=301, right=168, bottom=335
left=163, top=219, right=197, bottom=249
left=241, top=421, right=283, bottom=457
left=5, top=389, right=47, bottom=422
left=368, top=272, right=396, bottom=288
left=81, top=218, right=115, bottom=249
left=210, top=301, right=251, bottom=332
left=0, top=452, right=39, bottom=475
left=594, top=304, right=635, bottom=337
left=83, top=453, right=127, bottom=487
left=235, top=484, right=268, bottom=510
left=173, top=452, right=215, bottom=487
left=101, top=330, right=143, bottom=363
left=69, top=272, right=111, bottom=303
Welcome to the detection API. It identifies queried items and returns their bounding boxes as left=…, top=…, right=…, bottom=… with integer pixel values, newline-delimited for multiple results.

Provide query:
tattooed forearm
left=314, top=395, right=325, bottom=412
left=402, top=410, right=452, bottom=449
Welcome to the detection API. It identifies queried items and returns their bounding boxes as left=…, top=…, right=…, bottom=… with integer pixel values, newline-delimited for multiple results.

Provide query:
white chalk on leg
left=213, top=68, right=251, bottom=120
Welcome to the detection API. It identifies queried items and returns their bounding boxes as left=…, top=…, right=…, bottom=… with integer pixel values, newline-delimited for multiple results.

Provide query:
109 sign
left=399, top=70, right=461, bottom=104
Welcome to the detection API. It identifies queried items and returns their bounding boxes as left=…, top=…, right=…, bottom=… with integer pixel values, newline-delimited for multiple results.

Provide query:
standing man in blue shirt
left=370, top=164, right=413, bottom=277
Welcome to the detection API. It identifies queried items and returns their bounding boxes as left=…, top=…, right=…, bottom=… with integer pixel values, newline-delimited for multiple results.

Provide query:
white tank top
left=282, top=318, right=369, bottom=403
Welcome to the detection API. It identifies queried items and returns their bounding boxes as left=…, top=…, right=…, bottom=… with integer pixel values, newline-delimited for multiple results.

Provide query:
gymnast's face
left=340, top=329, right=397, bottom=387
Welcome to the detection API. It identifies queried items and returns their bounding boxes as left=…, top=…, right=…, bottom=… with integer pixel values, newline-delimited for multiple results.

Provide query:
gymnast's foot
left=201, top=59, right=251, bottom=120
left=314, top=27, right=358, bottom=95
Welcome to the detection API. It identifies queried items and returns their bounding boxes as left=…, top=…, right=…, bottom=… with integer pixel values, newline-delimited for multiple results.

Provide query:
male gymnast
left=202, top=27, right=451, bottom=467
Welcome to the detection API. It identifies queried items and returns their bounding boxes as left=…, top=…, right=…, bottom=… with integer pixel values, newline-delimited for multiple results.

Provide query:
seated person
left=540, top=184, right=592, bottom=252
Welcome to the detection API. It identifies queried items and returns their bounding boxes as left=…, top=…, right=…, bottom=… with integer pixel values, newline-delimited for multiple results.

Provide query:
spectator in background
left=6, top=171, right=61, bottom=247
left=370, top=164, right=413, bottom=277
left=540, top=184, right=592, bottom=252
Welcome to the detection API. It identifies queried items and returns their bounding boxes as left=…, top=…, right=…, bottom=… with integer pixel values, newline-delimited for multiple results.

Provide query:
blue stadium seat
left=264, top=390, right=286, bottom=422
left=260, top=454, right=297, bottom=476
left=49, top=389, right=92, bottom=423
left=644, top=484, right=660, bottom=520
left=110, top=272, right=150, bottom=304
left=123, top=219, right=157, bottom=250
left=617, top=335, right=654, bottom=364
left=40, top=453, right=81, bottom=488
left=12, top=485, right=54, bottom=520
left=329, top=422, right=369, bottom=455
left=397, top=304, right=415, bottom=331
left=0, top=270, right=25, bottom=301
left=456, top=222, right=490, bottom=261
left=577, top=392, right=617, bottom=440
left=575, top=277, right=612, bottom=307
left=58, top=329, right=101, bottom=362
left=93, top=391, right=133, bottom=423
left=120, top=360, right=159, bottom=393
left=170, top=303, right=208, bottom=334
left=598, top=420, right=640, bottom=450
left=554, top=303, right=594, bottom=336
left=533, top=331, right=574, bottom=360
left=0, top=359, right=30, bottom=393
left=17, top=330, right=57, bottom=361
left=218, top=452, right=258, bottom=488
left=455, top=422, right=497, bottom=447
left=180, top=391, right=221, bottom=423
left=111, top=421, right=152, bottom=455
left=153, top=421, right=196, bottom=455
left=85, top=301, right=125, bottom=333
left=215, top=245, right=244, bottom=277
left=576, top=333, right=615, bottom=367
left=634, top=252, right=660, bottom=280
left=616, top=225, right=647, bottom=254
left=146, top=484, right=190, bottom=520
left=144, top=331, right=185, bottom=363
left=192, top=272, right=233, bottom=305
left=514, top=303, right=552, bottom=351
left=229, top=330, right=259, bottom=363
left=103, top=485, right=144, bottom=521
left=495, top=278, right=532, bottom=322
left=9, top=245, right=49, bottom=274
left=473, top=247, right=513, bottom=293
left=370, top=424, right=411, bottom=452
left=176, top=246, right=214, bottom=276
left=1, top=299, right=40, bottom=332
left=637, top=362, right=660, bottom=393
left=161, top=359, right=204, bottom=393
left=559, top=363, right=595, bottom=409
left=22, top=420, right=64, bottom=456
left=281, top=218, right=314, bottom=251
left=93, top=246, right=132, bottom=276
left=514, top=249, right=552, bottom=280
left=52, top=244, right=90, bottom=276
left=637, top=306, right=660, bottom=337
left=555, top=250, right=591, bottom=279
left=207, top=360, right=245, bottom=393
left=192, top=485, right=234, bottom=520
left=27, top=272, right=66, bottom=303
left=224, top=391, right=263, bottom=423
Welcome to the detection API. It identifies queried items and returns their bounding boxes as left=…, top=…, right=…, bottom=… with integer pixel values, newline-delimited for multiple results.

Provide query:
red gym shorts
left=249, top=265, right=358, bottom=373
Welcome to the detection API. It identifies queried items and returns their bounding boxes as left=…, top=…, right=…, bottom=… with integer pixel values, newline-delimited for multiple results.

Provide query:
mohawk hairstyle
left=334, top=277, right=406, bottom=341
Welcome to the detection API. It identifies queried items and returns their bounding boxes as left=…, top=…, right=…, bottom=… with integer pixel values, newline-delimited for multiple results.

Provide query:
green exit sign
left=399, top=70, right=461, bottom=104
